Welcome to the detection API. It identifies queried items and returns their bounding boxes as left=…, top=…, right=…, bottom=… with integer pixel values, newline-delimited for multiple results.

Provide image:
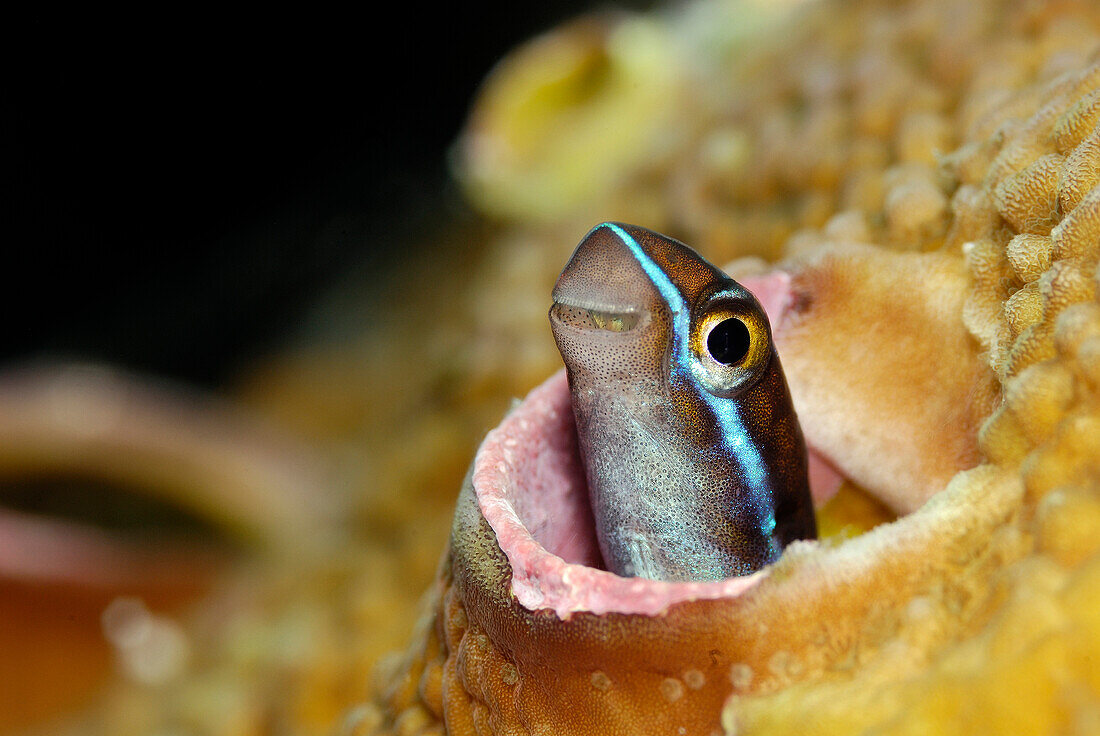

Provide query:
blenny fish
left=549, top=222, right=816, bottom=581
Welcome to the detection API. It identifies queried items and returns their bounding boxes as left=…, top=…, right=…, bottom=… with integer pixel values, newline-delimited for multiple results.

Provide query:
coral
left=364, top=0, right=1100, bottom=734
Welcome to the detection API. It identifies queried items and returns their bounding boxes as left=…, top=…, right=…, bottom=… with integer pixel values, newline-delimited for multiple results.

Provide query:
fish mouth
left=549, top=296, right=644, bottom=333
left=550, top=222, right=670, bottom=337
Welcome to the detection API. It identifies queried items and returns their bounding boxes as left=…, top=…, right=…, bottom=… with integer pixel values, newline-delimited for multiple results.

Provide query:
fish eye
left=689, top=291, right=771, bottom=398
left=706, top=318, right=751, bottom=365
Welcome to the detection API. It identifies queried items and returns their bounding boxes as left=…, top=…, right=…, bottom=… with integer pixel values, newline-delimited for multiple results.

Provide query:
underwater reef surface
left=41, top=0, right=1099, bottom=734
left=365, top=0, right=1100, bottom=733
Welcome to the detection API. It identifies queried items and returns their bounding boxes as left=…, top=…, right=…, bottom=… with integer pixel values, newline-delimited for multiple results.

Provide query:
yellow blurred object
left=815, top=482, right=896, bottom=540
left=456, top=14, right=683, bottom=221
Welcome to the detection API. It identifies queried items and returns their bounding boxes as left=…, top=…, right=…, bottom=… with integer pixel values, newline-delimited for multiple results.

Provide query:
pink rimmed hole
left=472, top=371, right=767, bottom=619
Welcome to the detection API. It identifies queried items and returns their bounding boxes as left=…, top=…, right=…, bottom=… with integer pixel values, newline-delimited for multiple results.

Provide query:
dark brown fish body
left=550, top=222, right=816, bottom=581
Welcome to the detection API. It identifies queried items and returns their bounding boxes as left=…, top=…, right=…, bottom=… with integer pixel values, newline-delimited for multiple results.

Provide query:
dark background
left=7, top=6, right=649, bottom=386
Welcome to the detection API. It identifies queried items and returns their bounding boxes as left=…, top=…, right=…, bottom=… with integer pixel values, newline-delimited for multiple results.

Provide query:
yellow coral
left=454, top=15, right=684, bottom=222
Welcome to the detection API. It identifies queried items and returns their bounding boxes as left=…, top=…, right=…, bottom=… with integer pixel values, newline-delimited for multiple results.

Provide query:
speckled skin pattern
left=550, top=223, right=815, bottom=581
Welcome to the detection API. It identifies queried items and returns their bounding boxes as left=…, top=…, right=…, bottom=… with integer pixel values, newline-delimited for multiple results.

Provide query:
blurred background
left=8, top=4, right=650, bottom=386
